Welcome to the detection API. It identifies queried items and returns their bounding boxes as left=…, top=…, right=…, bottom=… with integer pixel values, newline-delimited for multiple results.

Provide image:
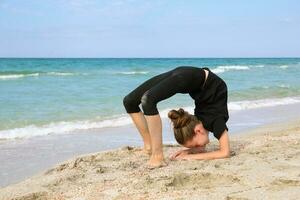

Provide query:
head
left=168, top=108, right=209, bottom=148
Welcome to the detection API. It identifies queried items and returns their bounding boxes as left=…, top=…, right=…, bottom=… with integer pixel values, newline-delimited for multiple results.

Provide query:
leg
left=144, top=114, right=165, bottom=168
left=127, top=111, right=152, bottom=155
left=123, top=71, right=172, bottom=154
left=140, top=75, right=185, bottom=167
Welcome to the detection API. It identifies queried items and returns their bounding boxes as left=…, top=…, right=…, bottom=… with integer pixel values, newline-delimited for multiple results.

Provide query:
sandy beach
left=1, top=0, right=299, bottom=199
left=0, top=119, right=299, bottom=200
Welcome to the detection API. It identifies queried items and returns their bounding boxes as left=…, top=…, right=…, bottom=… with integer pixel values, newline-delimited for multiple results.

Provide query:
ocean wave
left=0, top=117, right=132, bottom=140
left=0, top=73, right=39, bottom=80
left=1, top=96, right=300, bottom=140
left=252, top=84, right=291, bottom=89
left=278, top=84, right=290, bottom=88
left=116, top=71, right=149, bottom=75
left=0, top=71, right=81, bottom=80
left=279, top=65, right=289, bottom=69
left=46, top=72, right=76, bottom=76
left=212, top=66, right=250, bottom=74
left=253, top=65, right=265, bottom=68
left=228, top=96, right=300, bottom=111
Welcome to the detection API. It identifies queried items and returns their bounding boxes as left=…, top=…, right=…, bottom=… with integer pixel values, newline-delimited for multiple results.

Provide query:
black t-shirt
left=171, top=66, right=229, bottom=140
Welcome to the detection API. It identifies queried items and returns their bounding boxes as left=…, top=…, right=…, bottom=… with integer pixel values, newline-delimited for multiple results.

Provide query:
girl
left=123, top=66, right=230, bottom=168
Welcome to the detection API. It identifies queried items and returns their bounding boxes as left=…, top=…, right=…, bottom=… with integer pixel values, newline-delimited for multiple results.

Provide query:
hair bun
left=168, top=108, right=191, bottom=128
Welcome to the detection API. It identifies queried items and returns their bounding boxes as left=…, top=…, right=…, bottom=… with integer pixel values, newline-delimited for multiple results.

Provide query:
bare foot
left=134, top=147, right=152, bottom=156
left=146, top=155, right=168, bottom=169
left=143, top=148, right=152, bottom=155
left=147, top=162, right=167, bottom=169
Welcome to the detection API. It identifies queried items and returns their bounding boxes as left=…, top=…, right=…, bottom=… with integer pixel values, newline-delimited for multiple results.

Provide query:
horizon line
left=1, top=57, right=300, bottom=59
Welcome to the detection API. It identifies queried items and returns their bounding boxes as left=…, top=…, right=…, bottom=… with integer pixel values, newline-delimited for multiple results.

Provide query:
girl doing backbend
left=123, top=66, right=230, bottom=168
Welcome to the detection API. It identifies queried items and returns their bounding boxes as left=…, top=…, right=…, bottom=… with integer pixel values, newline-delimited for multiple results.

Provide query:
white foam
left=0, top=72, right=82, bottom=80
left=228, top=96, right=300, bottom=111
left=278, top=84, right=290, bottom=88
left=117, top=71, right=149, bottom=75
left=253, top=65, right=265, bottom=68
left=279, top=65, right=289, bottom=69
left=212, top=66, right=250, bottom=74
left=46, top=72, right=76, bottom=76
left=0, top=73, right=39, bottom=80
left=1, top=96, right=300, bottom=140
left=260, top=84, right=290, bottom=89
left=0, top=117, right=132, bottom=140
left=0, top=106, right=192, bottom=140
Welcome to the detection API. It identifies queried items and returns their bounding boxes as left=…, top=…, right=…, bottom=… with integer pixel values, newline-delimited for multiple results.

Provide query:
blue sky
left=0, top=0, right=299, bottom=57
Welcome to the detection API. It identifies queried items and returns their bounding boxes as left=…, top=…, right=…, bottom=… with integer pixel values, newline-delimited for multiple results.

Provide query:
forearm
left=185, top=150, right=230, bottom=160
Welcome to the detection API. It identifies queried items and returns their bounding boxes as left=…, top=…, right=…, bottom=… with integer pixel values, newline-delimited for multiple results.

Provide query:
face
left=184, top=123, right=209, bottom=148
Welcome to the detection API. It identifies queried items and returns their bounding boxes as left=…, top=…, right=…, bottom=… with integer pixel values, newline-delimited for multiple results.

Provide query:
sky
left=0, top=0, right=299, bottom=58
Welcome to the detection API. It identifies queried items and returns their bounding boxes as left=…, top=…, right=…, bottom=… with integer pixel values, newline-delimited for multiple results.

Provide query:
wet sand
left=0, top=119, right=299, bottom=200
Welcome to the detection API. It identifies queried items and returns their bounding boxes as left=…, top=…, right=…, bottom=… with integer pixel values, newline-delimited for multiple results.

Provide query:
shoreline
left=0, top=117, right=299, bottom=199
left=1, top=95, right=300, bottom=141
left=0, top=102, right=300, bottom=188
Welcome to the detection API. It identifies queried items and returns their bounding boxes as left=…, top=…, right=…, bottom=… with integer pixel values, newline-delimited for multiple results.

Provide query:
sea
left=1, top=58, right=300, bottom=140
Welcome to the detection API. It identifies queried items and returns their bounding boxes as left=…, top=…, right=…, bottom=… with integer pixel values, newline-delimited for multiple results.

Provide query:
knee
left=123, top=94, right=142, bottom=113
left=141, top=91, right=153, bottom=106
left=140, top=93, right=149, bottom=106
left=141, top=93, right=158, bottom=115
left=123, top=95, right=134, bottom=108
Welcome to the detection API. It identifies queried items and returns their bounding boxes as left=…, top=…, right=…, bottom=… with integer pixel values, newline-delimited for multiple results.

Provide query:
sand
left=0, top=119, right=300, bottom=200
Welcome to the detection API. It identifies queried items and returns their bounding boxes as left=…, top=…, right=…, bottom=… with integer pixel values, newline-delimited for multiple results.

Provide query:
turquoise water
left=1, top=58, right=300, bottom=139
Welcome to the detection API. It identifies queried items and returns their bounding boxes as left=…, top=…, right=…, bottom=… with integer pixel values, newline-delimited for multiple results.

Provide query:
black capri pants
left=123, top=69, right=184, bottom=115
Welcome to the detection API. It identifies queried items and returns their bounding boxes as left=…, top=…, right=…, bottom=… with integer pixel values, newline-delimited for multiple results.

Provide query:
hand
left=169, top=149, right=189, bottom=160
left=174, top=153, right=191, bottom=160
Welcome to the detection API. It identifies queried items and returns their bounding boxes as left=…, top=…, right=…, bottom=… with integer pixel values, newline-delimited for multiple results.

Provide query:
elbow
left=221, top=150, right=230, bottom=158
left=224, top=152, right=231, bottom=158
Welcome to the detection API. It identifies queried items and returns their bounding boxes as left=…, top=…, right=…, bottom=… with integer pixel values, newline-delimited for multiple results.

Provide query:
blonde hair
left=168, top=108, right=201, bottom=145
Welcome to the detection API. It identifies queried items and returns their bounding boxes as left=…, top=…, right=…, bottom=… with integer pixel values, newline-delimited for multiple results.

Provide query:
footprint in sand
left=118, top=160, right=140, bottom=170
left=122, top=145, right=151, bottom=157
left=165, top=172, right=241, bottom=189
left=225, top=196, right=250, bottom=200
left=46, top=154, right=104, bottom=173
left=271, top=178, right=300, bottom=186
left=135, top=172, right=242, bottom=190
left=12, top=191, right=50, bottom=200
left=43, top=173, right=85, bottom=189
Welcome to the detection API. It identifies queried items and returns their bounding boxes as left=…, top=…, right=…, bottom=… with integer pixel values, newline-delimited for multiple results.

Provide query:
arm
left=187, top=145, right=207, bottom=154
left=169, top=145, right=206, bottom=160
left=178, top=129, right=230, bottom=160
